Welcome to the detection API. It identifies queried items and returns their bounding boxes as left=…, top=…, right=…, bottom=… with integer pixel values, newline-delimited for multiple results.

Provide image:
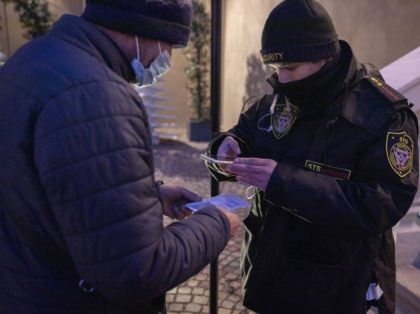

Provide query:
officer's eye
left=269, top=63, right=299, bottom=71
left=282, top=64, right=298, bottom=71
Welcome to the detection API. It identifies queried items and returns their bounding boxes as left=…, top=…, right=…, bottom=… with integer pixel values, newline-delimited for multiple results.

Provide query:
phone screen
left=200, top=154, right=235, bottom=165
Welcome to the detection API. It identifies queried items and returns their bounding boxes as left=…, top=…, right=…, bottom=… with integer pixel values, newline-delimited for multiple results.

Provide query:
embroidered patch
left=386, top=132, right=414, bottom=177
left=271, top=99, right=298, bottom=139
left=261, top=52, right=283, bottom=63
left=305, top=160, right=352, bottom=180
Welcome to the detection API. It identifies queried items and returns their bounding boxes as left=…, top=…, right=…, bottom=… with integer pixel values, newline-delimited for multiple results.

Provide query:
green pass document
left=186, top=193, right=250, bottom=212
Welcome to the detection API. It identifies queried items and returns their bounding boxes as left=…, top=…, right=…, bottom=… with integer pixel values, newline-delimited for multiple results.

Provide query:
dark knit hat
left=261, top=0, right=340, bottom=63
left=82, top=0, right=193, bottom=47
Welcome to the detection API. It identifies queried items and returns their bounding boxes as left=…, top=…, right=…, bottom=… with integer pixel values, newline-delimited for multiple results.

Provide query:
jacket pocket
left=269, top=259, right=345, bottom=311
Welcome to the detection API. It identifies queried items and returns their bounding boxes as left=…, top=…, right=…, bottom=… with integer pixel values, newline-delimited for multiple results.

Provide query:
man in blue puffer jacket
left=0, top=1, right=240, bottom=313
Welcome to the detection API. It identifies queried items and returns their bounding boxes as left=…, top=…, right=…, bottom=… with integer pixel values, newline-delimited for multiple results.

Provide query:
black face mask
left=275, top=53, right=342, bottom=106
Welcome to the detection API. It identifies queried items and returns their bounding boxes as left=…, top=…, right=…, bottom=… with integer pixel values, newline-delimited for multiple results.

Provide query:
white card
left=186, top=193, right=250, bottom=212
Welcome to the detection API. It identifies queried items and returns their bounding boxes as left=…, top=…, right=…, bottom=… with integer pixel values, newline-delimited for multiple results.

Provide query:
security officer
left=205, top=0, right=418, bottom=313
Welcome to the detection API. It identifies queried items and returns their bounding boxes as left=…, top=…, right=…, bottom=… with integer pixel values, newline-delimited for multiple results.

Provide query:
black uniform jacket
left=207, top=42, right=418, bottom=314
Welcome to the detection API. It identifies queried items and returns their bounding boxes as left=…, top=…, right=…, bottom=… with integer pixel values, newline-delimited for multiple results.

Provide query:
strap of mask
left=135, top=36, right=140, bottom=60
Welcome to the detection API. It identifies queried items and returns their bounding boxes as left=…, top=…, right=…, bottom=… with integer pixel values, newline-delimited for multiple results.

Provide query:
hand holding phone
left=216, top=136, right=241, bottom=171
left=217, top=136, right=241, bottom=158
left=200, top=154, right=235, bottom=165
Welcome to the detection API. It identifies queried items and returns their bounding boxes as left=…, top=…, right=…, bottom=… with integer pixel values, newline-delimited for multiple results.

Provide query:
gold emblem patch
left=386, top=131, right=414, bottom=177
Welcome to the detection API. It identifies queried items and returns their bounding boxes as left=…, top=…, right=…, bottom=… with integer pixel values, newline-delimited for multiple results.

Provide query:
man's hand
left=216, top=136, right=241, bottom=171
left=217, top=208, right=241, bottom=237
left=227, top=157, right=277, bottom=191
left=160, top=186, right=200, bottom=220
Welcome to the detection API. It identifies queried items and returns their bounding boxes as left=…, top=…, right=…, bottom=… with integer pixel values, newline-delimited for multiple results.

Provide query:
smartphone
left=200, top=153, right=235, bottom=165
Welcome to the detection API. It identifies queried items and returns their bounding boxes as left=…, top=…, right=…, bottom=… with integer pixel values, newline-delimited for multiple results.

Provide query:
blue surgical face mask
left=131, top=36, right=173, bottom=87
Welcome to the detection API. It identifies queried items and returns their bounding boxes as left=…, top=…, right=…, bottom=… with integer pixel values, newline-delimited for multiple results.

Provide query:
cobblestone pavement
left=153, top=139, right=254, bottom=314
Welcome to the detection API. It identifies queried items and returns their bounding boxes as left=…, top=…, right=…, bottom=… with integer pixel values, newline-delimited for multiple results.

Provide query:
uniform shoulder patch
left=271, top=98, right=298, bottom=139
left=365, top=75, right=406, bottom=104
left=386, top=131, right=414, bottom=177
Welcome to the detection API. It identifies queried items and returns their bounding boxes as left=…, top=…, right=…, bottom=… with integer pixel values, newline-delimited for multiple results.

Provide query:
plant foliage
left=2, top=0, right=52, bottom=39
left=184, top=0, right=211, bottom=122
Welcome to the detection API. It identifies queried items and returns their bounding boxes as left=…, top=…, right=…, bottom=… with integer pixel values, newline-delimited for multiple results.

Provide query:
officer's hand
left=160, top=186, right=200, bottom=220
left=227, top=157, right=277, bottom=191
left=217, top=136, right=241, bottom=171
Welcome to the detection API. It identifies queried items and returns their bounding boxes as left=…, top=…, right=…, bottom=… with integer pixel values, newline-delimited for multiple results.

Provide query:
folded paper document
left=186, top=193, right=250, bottom=212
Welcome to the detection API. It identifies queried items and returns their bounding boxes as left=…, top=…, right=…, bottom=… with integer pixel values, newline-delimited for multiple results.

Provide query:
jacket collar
left=48, top=14, right=135, bottom=82
left=340, top=40, right=364, bottom=87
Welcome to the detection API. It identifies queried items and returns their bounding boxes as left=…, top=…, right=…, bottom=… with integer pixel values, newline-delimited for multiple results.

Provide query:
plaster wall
left=220, top=0, right=420, bottom=131
left=157, top=49, right=191, bottom=136
left=48, top=0, right=84, bottom=17
left=0, top=0, right=84, bottom=57
left=2, top=1, right=420, bottom=135
left=0, top=2, right=25, bottom=56
left=0, top=0, right=191, bottom=134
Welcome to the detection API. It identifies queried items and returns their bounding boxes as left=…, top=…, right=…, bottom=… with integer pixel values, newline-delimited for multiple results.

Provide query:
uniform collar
left=340, top=40, right=365, bottom=87
left=49, top=15, right=135, bottom=82
left=266, top=40, right=364, bottom=106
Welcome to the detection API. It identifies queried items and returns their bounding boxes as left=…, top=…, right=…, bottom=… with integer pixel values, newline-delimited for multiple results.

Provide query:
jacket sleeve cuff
left=193, top=204, right=231, bottom=243
left=264, top=162, right=294, bottom=206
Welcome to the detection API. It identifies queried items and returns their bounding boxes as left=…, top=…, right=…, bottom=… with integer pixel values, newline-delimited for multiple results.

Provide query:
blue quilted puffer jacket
left=0, top=15, right=230, bottom=314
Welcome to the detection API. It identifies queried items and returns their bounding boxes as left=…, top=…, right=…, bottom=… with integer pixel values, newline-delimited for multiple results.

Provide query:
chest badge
left=271, top=97, right=298, bottom=139
left=386, top=131, right=414, bottom=178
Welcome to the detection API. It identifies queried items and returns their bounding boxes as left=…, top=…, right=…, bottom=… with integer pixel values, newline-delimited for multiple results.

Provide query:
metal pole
left=210, top=0, right=222, bottom=313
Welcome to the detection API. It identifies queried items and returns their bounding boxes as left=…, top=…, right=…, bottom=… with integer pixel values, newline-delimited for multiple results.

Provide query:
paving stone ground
left=154, top=139, right=253, bottom=313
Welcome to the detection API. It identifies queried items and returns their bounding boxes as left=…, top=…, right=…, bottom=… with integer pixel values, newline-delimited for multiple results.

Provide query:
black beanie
left=261, top=0, right=340, bottom=63
left=82, top=0, right=192, bottom=47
